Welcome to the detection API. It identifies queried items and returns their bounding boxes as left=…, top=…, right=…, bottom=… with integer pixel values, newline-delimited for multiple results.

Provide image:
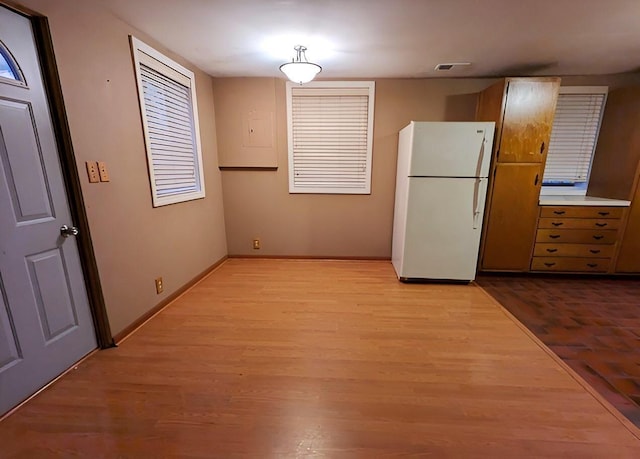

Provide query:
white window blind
left=131, top=37, right=205, bottom=207
left=543, top=87, right=607, bottom=184
left=287, top=82, right=375, bottom=194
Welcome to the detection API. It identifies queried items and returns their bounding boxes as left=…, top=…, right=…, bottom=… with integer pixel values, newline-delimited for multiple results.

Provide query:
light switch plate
left=97, top=161, right=110, bottom=182
left=86, top=161, right=99, bottom=183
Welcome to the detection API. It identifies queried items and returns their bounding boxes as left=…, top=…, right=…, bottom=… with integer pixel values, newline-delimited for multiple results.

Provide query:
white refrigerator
left=392, top=121, right=496, bottom=282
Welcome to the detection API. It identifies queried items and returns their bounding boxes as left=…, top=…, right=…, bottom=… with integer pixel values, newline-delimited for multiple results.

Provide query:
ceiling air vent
left=435, top=62, right=471, bottom=71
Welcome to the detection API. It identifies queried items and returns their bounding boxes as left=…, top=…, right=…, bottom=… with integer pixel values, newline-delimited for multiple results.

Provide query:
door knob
left=60, top=225, right=79, bottom=237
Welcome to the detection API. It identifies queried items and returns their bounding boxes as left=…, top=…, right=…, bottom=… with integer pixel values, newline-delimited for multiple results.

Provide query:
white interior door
left=400, top=177, right=488, bottom=281
left=0, top=6, right=96, bottom=415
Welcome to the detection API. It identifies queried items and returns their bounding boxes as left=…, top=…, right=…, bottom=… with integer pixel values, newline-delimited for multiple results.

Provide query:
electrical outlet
left=97, top=161, right=110, bottom=182
left=253, top=238, right=261, bottom=250
left=155, top=277, right=164, bottom=294
left=86, top=161, right=99, bottom=183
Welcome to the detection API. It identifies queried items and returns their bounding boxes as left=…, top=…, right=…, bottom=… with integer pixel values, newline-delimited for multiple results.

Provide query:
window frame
left=0, top=39, right=26, bottom=86
left=541, top=86, right=608, bottom=196
left=130, top=36, right=205, bottom=207
left=286, top=80, right=375, bottom=195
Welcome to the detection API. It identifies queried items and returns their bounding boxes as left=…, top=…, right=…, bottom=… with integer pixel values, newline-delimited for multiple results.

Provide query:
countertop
left=539, top=195, right=631, bottom=207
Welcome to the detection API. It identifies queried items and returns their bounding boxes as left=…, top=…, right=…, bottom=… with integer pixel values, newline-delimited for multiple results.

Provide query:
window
left=286, top=81, right=375, bottom=194
left=130, top=37, right=205, bottom=207
left=541, top=86, right=608, bottom=195
left=0, top=40, right=24, bottom=83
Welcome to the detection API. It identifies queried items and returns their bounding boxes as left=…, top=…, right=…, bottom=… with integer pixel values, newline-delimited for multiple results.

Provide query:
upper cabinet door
left=498, top=79, right=560, bottom=163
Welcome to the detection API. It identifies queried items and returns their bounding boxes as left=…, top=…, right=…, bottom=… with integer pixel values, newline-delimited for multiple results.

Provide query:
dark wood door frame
left=2, top=2, right=114, bottom=348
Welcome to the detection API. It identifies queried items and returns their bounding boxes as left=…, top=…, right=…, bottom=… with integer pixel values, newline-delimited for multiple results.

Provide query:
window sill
left=540, top=186, right=587, bottom=196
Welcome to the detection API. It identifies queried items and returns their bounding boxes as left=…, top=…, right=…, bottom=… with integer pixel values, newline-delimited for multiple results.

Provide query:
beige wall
left=560, top=74, right=640, bottom=88
left=17, top=0, right=228, bottom=335
left=216, top=77, right=498, bottom=257
left=217, top=74, right=640, bottom=258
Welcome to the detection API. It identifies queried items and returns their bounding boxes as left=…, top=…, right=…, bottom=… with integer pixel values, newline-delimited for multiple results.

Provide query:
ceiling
left=101, top=0, right=640, bottom=79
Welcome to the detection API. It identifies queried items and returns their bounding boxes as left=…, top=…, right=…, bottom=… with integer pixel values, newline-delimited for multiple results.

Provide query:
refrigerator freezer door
left=407, top=122, right=495, bottom=178
left=396, top=177, right=488, bottom=281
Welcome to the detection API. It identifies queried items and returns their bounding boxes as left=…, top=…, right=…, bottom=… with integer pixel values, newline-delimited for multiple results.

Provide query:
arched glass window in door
left=0, top=40, right=25, bottom=83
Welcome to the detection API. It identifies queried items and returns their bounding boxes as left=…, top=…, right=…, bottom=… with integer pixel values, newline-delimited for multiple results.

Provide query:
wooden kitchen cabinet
left=537, top=217, right=621, bottom=230
left=532, top=205, right=623, bottom=273
left=477, top=78, right=560, bottom=164
left=533, top=243, right=615, bottom=258
left=531, top=257, right=610, bottom=272
left=477, top=77, right=560, bottom=271
left=587, top=86, right=640, bottom=273
left=616, top=181, right=640, bottom=272
left=498, top=79, right=560, bottom=163
left=481, top=164, right=543, bottom=270
left=588, top=87, right=640, bottom=201
left=539, top=206, right=623, bottom=219
left=535, top=228, right=618, bottom=245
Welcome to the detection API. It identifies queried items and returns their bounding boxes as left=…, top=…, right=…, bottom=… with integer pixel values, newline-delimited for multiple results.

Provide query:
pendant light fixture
left=279, top=45, right=322, bottom=84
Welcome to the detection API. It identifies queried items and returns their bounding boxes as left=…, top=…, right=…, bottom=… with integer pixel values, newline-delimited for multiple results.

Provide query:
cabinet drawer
left=538, top=218, right=621, bottom=230
left=531, top=257, right=611, bottom=273
left=533, top=243, right=615, bottom=258
left=535, top=229, right=618, bottom=244
left=540, top=206, right=623, bottom=219
left=531, top=257, right=610, bottom=272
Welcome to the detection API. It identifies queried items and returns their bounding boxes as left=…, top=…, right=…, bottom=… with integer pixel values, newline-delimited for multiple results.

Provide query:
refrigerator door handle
left=472, top=178, right=483, bottom=229
left=474, top=132, right=486, bottom=177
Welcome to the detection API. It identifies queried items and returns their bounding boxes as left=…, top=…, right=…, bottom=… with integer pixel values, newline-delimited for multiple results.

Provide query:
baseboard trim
left=113, top=255, right=228, bottom=344
left=227, top=254, right=391, bottom=261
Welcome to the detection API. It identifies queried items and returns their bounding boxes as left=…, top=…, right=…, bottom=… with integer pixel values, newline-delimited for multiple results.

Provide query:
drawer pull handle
left=598, top=212, right=610, bottom=216
left=593, top=235, right=604, bottom=240
left=553, top=211, right=566, bottom=215
left=595, top=223, right=607, bottom=227
left=589, top=249, right=601, bottom=254
left=551, top=222, right=563, bottom=227
left=546, top=248, right=558, bottom=253
left=549, top=235, right=561, bottom=239
left=587, top=263, right=598, bottom=268
left=544, top=262, right=556, bottom=267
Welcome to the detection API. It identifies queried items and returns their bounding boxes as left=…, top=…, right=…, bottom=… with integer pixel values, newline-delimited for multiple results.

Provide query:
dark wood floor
left=1, top=260, right=639, bottom=457
left=477, top=274, right=640, bottom=427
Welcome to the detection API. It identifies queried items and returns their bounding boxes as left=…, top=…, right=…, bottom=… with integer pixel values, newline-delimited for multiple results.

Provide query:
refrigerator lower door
left=397, top=177, right=488, bottom=281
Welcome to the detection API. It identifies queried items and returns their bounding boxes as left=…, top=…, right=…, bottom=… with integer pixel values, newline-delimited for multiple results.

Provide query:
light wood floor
left=1, top=259, right=639, bottom=457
